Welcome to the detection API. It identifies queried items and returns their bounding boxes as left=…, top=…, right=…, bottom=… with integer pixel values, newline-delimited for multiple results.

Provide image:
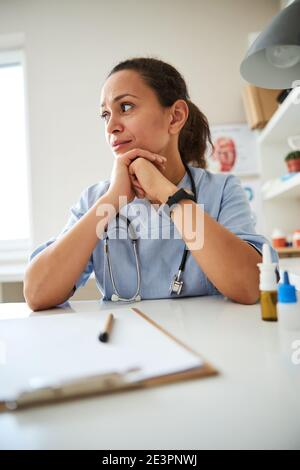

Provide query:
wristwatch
left=165, top=188, right=195, bottom=214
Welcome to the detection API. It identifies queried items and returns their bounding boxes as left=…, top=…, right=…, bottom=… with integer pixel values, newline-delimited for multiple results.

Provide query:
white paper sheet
left=0, top=308, right=203, bottom=399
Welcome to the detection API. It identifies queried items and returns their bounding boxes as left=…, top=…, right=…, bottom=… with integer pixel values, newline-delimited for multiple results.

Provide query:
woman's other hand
left=129, top=158, right=177, bottom=204
left=106, top=148, right=167, bottom=209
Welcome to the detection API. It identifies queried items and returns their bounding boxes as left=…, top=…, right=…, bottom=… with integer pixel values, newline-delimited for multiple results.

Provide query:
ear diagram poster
left=207, top=124, right=260, bottom=176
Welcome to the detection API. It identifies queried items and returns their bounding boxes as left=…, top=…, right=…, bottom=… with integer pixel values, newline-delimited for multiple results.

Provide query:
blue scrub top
left=29, top=165, right=279, bottom=302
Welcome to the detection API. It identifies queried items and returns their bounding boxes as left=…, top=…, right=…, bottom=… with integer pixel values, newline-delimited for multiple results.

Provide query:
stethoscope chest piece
left=169, top=270, right=184, bottom=295
left=111, top=293, right=141, bottom=302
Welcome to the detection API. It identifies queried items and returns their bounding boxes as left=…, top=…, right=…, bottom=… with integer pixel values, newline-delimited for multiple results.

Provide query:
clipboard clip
left=1, top=367, right=142, bottom=411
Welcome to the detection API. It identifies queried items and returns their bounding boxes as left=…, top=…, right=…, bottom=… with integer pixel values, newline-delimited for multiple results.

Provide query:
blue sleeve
left=29, top=181, right=109, bottom=296
left=217, top=174, right=279, bottom=264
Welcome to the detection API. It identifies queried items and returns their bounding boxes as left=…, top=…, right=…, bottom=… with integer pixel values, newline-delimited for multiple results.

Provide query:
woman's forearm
left=24, top=192, right=119, bottom=311
left=170, top=199, right=262, bottom=305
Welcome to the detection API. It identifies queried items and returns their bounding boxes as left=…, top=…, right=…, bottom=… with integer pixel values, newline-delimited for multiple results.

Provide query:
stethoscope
left=103, top=164, right=197, bottom=302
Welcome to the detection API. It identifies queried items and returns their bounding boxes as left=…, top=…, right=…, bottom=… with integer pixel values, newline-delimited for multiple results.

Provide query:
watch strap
left=166, top=188, right=195, bottom=208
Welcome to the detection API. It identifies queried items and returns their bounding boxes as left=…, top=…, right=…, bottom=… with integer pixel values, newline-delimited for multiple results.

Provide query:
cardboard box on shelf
left=242, top=85, right=282, bottom=129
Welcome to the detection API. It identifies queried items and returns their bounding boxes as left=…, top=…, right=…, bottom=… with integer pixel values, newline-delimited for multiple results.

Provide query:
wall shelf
left=258, top=87, right=300, bottom=145
left=262, top=173, right=300, bottom=200
left=276, top=247, right=300, bottom=258
left=257, top=85, right=300, bottom=244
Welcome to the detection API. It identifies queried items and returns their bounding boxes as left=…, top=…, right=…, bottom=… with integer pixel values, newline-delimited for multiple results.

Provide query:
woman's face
left=100, top=70, right=172, bottom=156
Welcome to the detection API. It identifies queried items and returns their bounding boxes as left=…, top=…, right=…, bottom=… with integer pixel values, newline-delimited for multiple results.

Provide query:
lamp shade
left=240, top=0, right=300, bottom=89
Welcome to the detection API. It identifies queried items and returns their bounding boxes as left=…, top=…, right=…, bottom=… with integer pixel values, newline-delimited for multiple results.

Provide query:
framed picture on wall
left=206, top=123, right=260, bottom=176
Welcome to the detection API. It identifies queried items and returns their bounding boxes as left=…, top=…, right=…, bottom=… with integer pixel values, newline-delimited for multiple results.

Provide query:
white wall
left=0, top=0, right=280, bottom=249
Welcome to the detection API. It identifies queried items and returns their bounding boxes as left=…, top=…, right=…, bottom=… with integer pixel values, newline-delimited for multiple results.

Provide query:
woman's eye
left=121, top=102, right=133, bottom=112
left=100, top=103, right=133, bottom=121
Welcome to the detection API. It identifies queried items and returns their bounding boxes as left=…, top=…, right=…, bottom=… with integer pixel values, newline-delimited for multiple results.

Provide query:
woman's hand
left=106, top=148, right=167, bottom=209
left=129, top=158, right=177, bottom=204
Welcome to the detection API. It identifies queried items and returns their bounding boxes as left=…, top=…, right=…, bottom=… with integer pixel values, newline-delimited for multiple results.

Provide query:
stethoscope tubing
left=104, top=236, right=141, bottom=302
left=104, top=163, right=197, bottom=301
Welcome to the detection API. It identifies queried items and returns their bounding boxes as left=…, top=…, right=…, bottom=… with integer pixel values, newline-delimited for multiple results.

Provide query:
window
left=0, top=49, right=30, bottom=254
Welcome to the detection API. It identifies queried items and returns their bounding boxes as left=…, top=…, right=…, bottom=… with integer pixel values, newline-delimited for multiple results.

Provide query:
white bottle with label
left=277, top=271, right=300, bottom=363
left=277, top=271, right=300, bottom=330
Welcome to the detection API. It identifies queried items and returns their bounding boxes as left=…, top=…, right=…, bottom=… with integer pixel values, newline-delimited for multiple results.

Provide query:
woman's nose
left=106, top=114, right=124, bottom=134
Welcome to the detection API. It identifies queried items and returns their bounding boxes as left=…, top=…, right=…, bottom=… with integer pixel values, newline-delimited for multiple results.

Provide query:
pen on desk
left=98, top=313, right=114, bottom=343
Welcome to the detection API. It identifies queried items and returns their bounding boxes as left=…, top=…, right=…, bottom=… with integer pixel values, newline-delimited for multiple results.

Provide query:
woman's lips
left=113, top=141, right=132, bottom=150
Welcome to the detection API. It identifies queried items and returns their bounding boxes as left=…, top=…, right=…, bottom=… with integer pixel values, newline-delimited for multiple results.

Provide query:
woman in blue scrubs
left=24, top=57, right=278, bottom=310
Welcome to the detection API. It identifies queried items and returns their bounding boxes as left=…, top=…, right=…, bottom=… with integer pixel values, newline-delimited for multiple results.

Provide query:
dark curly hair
left=106, top=57, right=213, bottom=168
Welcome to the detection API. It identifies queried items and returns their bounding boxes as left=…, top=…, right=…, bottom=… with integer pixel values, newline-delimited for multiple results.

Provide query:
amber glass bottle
left=257, top=244, right=278, bottom=322
left=259, top=290, right=278, bottom=321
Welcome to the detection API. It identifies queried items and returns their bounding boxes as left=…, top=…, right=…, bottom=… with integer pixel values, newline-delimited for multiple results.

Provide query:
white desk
left=0, top=296, right=300, bottom=450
